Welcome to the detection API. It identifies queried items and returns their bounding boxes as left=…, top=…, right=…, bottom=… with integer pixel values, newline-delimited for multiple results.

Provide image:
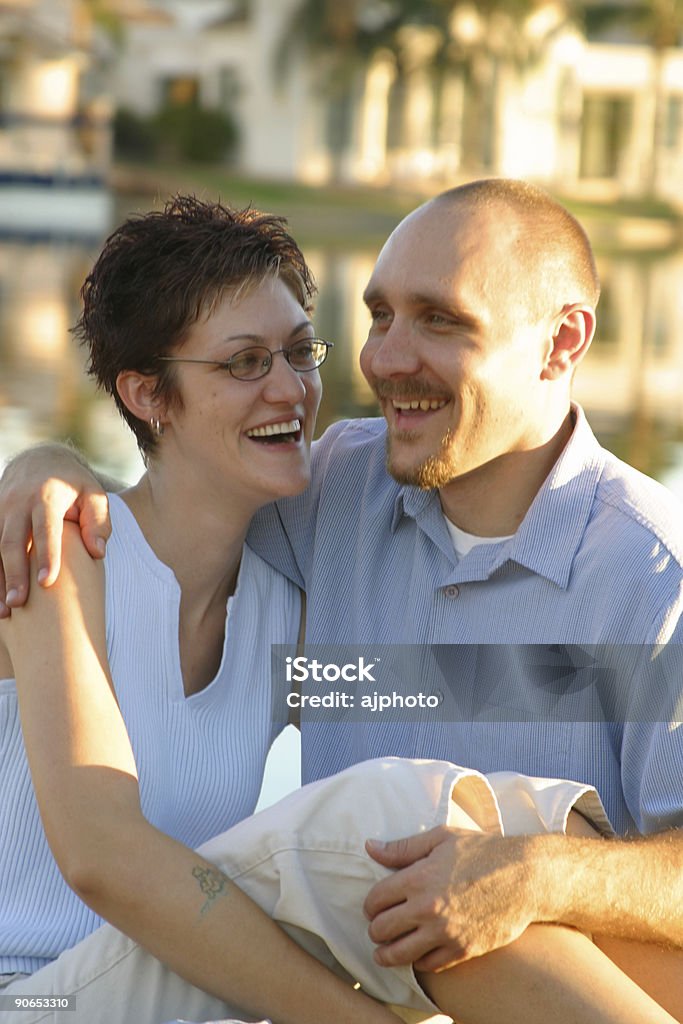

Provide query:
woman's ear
left=541, top=304, right=596, bottom=381
left=116, top=371, right=165, bottom=426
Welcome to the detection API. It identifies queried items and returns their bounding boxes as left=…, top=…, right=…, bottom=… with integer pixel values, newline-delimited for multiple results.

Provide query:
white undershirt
left=444, top=517, right=515, bottom=558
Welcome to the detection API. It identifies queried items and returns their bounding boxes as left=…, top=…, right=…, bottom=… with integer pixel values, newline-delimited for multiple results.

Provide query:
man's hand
left=364, top=826, right=541, bottom=972
left=0, top=444, right=111, bottom=616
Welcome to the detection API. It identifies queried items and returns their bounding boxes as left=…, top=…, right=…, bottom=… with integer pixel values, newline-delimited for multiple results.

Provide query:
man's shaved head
left=429, top=179, right=600, bottom=321
left=360, top=177, right=600, bottom=501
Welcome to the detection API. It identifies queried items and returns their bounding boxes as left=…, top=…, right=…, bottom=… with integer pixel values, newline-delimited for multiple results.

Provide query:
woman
left=0, top=197, right=680, bottom=1024
left=0, top=195, right=402, bottom=1024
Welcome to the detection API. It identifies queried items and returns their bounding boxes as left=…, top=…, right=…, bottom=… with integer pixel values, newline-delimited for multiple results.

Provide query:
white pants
left=1, top=758, right=611, bottom=1024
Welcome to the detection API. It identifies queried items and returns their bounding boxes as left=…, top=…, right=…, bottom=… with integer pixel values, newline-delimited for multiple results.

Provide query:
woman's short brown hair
left=73, top=194, right=316, bottom=456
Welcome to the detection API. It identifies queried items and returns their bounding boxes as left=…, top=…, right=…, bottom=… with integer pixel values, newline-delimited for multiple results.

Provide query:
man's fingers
left=364, top=829, right=450, bottom=920
left=372, top=927, right=441, bottom=969
left=367, top=901, right=413, bottom=945
left=0, top=447, right=108, bottom=605
left=10, top=482, right=110, bottom=587
left=0, top=486, right=110, bottom=607
left=373, top=925, right=470, bottom=972
left=366, top=826, right=444, bottom=869
left=414, top=947, right=464, bottom=973
left=0, top=516, right=32, bottom=607
left=30, top=504, right=65, bottom=588
left=0, top=559, right=9, bottom=618
left=78, top=492, right=111, bottom=559
left=363, top=868, right=412, bottom=921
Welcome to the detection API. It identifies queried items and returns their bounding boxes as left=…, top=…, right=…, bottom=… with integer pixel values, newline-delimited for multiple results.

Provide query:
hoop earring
left=150, top=417, right=164, bottom=438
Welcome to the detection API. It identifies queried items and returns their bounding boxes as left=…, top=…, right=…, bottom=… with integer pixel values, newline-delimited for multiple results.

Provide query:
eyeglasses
left=158, top=338, right=333, bottom=382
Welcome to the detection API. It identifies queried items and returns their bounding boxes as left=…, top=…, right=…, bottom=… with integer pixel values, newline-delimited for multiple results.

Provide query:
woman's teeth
left=247, top=418, right=300, bottom=439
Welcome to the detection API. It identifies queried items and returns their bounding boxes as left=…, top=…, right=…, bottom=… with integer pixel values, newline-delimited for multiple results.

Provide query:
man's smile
left=391, top=399, right=448, bottom=412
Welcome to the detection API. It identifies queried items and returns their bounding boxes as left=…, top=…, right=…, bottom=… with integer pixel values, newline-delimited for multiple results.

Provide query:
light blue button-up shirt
left=250, top=406, right=683, bottom=836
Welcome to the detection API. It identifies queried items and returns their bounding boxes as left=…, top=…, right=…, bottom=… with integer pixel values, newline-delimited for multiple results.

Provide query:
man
left=1, top=179, right=682, bottom=1018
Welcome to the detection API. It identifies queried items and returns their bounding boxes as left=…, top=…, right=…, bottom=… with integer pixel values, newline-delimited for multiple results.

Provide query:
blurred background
left=2, top=0, right=683, bottom=803
left=1, top=0, right=683, bottom=494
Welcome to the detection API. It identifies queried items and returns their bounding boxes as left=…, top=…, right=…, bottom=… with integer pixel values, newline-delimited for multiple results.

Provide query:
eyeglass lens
left=231, top=339, right=328, bottom=380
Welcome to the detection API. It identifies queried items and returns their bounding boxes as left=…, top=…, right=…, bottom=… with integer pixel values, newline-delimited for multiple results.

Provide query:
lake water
left=1, top=198, right=682, bottom=807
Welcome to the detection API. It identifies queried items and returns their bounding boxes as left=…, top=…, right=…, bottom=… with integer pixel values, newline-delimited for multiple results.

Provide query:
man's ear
left=116, top=371, right=165, bottom=426
left=541, top=304, right=596, bottom=381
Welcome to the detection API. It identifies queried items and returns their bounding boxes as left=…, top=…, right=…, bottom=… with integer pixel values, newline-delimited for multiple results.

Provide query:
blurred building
left=0, top=0, right=115, bottom=235
left=23, top=0, right=683, bottom=203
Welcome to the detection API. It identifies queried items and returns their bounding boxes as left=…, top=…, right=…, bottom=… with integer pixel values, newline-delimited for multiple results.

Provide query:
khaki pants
left=2, top=758, right=611, bottom=1024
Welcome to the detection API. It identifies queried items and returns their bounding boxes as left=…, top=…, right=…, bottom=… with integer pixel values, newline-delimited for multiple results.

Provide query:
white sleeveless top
left=0, top=494, right=299, bottom=973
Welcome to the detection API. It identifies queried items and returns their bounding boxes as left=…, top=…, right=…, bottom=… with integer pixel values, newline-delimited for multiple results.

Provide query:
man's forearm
left=3, top=440, right=124, bottom=493
left=532, top=829, right=683, bottom=946
left=366, top=820, right=683, bottom=972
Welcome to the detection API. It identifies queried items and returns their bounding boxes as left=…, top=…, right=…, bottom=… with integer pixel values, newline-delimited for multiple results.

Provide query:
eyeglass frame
left=157, top=337, right=333, bottom=382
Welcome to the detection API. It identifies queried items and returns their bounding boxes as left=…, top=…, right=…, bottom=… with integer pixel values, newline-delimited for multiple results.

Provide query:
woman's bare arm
left=0, top=526, right=399, bottom=1024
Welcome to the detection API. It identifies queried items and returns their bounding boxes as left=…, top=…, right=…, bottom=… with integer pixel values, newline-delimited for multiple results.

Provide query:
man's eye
left=369, top=309, right=391, bottom=323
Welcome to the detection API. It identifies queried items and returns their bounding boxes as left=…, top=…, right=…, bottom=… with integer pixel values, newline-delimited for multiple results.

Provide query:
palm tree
left=445, top=1, right=567, bottom=172
left=278, top=0, right=563, bottom=178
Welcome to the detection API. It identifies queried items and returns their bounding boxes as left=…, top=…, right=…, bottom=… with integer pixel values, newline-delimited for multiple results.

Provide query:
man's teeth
left=247, top=418, right=300, bottom=438
left=392, top=399, right=447, bottom=412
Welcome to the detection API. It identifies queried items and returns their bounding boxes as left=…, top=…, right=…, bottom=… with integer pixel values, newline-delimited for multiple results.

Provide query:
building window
left=580, top=94, right=633, bottom=178
left=386, top=73, right=406, bottom=151
left=326, top=88, right=353, bottom=156
left=219, top=67, right=240, bottom=108
left=162, top=77, right=199, bottom=108
left=591, top=278, right=618, bottom=351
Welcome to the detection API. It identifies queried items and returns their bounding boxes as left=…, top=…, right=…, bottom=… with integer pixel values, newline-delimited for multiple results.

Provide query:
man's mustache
left=372, top=379, right=452, bottom=402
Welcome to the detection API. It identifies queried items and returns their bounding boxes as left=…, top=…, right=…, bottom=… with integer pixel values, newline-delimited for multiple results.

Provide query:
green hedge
left=114, top=104, right=240, bottom=164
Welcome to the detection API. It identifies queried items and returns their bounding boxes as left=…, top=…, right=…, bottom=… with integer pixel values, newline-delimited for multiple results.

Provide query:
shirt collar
left=392, top=404, right=606, bottom=589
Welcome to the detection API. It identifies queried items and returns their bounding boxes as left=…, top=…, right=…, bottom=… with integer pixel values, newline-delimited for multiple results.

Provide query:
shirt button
left=444, top=584, right=460, bottom=598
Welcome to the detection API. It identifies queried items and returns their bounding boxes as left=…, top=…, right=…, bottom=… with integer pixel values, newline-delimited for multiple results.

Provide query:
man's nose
left=363, top=320, right=422, bottom=378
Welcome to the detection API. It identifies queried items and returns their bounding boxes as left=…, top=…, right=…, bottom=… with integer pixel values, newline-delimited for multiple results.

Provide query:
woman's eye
left=229, top=352, right=263, bottom=373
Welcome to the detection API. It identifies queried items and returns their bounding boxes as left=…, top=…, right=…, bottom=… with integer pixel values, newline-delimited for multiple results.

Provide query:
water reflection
left=0, top=227, right=682, bottom=498
left=0, top=237, right=136, bottom=477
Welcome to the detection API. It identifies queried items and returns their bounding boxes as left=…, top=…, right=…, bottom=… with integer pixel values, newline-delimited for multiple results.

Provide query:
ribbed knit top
left=0, top=494, right=298, bottom=974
